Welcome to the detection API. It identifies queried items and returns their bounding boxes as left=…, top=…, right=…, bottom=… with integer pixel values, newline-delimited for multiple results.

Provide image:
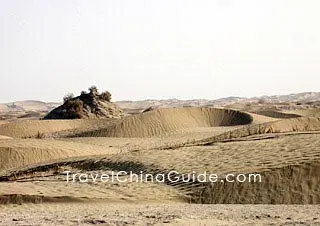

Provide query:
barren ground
left=0, top=105, right=319, bottom=225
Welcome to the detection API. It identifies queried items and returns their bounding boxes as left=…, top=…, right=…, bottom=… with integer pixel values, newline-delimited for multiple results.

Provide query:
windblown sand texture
left=0, top=106, right=320, bottom=225
left=76, top=108, right=254, bottom=137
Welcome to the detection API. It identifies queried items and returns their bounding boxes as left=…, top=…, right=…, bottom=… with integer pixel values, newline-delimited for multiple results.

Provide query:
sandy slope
left=78, top=108, right=255, bottom=137
left=253, top=110, right=302, bottom=118
left=60, top=126, right=244, bottom=152
left=186, top=115, right=320, bottom=147
left=74, top=133, right=319, bottom=204
left=0, top=108, right=278, bottom=139
left=1, top=133, right=319, bottom=205
left=0, top=178, right=182, bottom=204
left=0, top=139, right=119, bottom=171
left=0, top=106, right=320, bottom=225
left=0, top=119, right=118, bottom=138
left=282, top=108, right=320, bottom=117
left=0, top=126, right=247, bottom=172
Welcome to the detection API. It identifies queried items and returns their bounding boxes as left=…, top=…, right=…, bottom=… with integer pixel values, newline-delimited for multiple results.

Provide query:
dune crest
left=81, top=108, right=253, bottom=137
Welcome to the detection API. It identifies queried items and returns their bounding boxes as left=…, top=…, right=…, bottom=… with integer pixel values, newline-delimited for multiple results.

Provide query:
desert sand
left=0, top=104, right=319, bottom=225
left=1, top=203, right=319, bottom=225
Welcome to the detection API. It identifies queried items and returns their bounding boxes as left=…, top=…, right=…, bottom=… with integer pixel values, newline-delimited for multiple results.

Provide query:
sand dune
left=282, top=108, right=320, bottom=117
left=253, top=110, right=301, bottom=119
left=0, top=139, right=118, bottom=171
left=100, top=133, right=320, bottom=204
left=0, top=107, right=259, bottom=171
left=0, top=108, right=277, bottom=139
left=253, top=108, right=320, bottom=119
left=78, top=108, right=254, bottom=137
left=62, top=126, right=244, bottom=151
left=186, top=115, right=320, bottom=147
left=1, top=106, right=320, bottom=212
left=2, top=133, right=319, bottom=205
left=0, top=119, right=118, bottom=138
left=0, top=178, right=182, bottom=205
left=198, top=161, right=320, bottom=204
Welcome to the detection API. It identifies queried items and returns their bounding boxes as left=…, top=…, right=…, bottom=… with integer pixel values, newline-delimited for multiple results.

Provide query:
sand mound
left=0, top=139, right=118, bottom=171
left=99, top=133, right=319, bottom=204
left=253, top=110, right=301, bottom=119
left=262, top=115, right=320, bottom=132
left=44, top=87, right=125, bottom=119
left=80, top=108, right=253, bottom=137
left=0, top=119, right=118, bottom=138
left=197, top=162, right=320, bottom=204
left=183, top=116, right=320, bottom=147
left=1, top=133, right=319, bottom=204
left=282, top=108, right=320, bottom=117
left=0, top=135, right=12, bottom=139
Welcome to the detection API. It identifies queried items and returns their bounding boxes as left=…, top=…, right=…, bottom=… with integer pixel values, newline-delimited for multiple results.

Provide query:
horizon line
left=1, top=91, right=319, bottom=104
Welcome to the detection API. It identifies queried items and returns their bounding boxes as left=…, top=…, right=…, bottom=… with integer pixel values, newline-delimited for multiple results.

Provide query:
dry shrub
left=63, top=93, right=74, bottom=103
left=100, top=91, right=112, bottom=102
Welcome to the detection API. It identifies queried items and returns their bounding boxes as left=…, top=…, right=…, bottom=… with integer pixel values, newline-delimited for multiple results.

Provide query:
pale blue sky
left=0, top=0, right=319, bottom=102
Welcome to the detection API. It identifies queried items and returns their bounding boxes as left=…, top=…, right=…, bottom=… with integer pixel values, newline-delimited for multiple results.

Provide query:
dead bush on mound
left=44, top=85, right=124, bottom=119
left=63, top=93, right=74, bottom=103
left=89, top=85, right=99, bottom=96
left=100, top=91, right=112, bottom=102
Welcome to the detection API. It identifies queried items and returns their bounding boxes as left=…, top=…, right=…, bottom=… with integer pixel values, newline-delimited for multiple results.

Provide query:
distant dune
left=116, top=92, right=320, bottom=109
left=1, top=92, right=319, bottom=113
left=0, top=101, right=59, bottom=113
